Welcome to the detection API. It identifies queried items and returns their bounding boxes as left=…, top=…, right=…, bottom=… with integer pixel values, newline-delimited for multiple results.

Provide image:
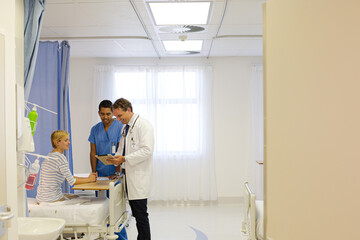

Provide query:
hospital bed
left=242, top=182, right=264, bottom=240
left=28, top=175, right=130, bottom=240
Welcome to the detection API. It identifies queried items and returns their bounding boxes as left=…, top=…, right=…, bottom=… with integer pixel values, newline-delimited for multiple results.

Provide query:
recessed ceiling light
left=167, top=51, right=200, bottom=55
left=163, top=40, right=203, bottom=52
left=149, top=2, right=211, bottom=25
left=159, top=25, right=205, bottom=34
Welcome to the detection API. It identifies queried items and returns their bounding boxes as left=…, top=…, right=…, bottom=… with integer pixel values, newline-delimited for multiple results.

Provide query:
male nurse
left=89, top=100, right=123, bottom=177
left=88, top=99, right=127, bottom=240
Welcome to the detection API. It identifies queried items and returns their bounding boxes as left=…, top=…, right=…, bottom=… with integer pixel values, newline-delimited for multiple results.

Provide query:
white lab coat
left=116, top=114, right=154, bottom=200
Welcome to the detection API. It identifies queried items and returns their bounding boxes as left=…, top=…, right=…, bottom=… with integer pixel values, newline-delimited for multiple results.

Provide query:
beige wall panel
left=264, top=0, right=360, bottom=239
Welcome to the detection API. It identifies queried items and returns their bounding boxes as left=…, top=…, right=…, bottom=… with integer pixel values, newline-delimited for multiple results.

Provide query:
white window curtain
left=93, top=65, right=217, bottom=201
left=247, top=64, right=264, bottom=197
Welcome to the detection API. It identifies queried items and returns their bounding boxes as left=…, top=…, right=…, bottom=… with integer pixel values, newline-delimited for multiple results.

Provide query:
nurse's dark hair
left=99, top=100, right=113, bottom=112
left=113, top=98, right=133, bottom=112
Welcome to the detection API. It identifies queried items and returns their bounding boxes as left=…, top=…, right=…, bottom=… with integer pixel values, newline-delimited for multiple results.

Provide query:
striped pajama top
left=36, top=152, right=76, bottom=202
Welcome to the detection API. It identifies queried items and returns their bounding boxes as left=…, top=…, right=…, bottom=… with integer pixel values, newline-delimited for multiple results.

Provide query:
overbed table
left=72, top=177, right=121, bottom=197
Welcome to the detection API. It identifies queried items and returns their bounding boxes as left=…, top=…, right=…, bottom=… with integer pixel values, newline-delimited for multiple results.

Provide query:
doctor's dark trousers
left=129, top=199, right=151, bottom=240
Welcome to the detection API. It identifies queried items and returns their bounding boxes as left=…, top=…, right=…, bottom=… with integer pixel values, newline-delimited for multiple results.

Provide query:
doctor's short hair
left=99, top=100, right=113, bottom=112
left=113, top=98, right=133, bottom=112
left=51, top=130, right=69, bottom=148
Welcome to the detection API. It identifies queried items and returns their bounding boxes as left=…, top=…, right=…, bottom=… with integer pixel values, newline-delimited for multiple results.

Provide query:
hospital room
left=1, top=0, right=360, bottom=240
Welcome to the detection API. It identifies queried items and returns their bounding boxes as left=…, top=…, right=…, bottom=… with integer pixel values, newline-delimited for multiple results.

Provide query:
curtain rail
left=207, top=0, right=229, bottom=59
left=40, top=36, right=150, bottom=41
left=129, top=0, right=161, bottom=59
left=215, top=35, right=262, bottom=39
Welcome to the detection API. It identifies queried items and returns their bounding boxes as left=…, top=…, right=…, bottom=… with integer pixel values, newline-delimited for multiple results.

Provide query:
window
left=94, top=65, right=216, bottom=200
left=114, top=69, right=200, bottom=153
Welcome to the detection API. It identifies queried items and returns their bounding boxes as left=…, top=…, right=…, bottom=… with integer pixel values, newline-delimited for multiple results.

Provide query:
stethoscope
left=121, top=115, right=139, bottom=137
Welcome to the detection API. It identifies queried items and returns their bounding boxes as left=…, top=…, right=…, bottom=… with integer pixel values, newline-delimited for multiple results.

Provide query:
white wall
left=69, top=56, right=262, bottom=199
left=0, top=0, right=23, bottom=239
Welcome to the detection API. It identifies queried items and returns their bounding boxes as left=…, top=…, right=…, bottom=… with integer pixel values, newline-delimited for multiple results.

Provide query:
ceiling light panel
left=163, top=40, right=203, bottom=52
left=148, top=2, right=211, bottom=25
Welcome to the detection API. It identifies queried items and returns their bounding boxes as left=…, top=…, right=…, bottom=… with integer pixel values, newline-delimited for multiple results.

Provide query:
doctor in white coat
left=107, top=98, right=154, bottom=240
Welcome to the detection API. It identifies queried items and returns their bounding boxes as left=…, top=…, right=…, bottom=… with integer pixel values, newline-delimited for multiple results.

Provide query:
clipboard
left=95, top=154, right=114, bottom=165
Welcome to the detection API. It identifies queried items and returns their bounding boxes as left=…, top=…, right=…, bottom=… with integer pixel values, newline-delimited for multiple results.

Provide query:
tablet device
left=95, top=154, right=114, bottom=165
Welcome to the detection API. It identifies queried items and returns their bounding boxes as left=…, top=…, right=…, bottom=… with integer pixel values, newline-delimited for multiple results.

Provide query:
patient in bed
left=36, top=130, right=97, bottom=203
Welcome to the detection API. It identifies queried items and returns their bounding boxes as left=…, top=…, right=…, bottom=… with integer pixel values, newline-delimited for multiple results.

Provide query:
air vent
left=159, top=25, right=205, bottom=34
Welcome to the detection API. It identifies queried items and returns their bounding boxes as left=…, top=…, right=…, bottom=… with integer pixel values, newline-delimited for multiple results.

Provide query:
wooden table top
left=72, top=180, right=114, bottom=191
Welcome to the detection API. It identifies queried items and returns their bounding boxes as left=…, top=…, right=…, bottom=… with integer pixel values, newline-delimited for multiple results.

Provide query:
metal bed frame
left=60, top=176, right=131, bottom=240
left=242, top=182, right=256, bottom=240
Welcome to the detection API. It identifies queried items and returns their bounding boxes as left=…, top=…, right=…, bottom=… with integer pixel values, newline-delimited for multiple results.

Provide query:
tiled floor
left=73, top=190, right=244, bottom=240
left=125, top=200, right=244, bottom=240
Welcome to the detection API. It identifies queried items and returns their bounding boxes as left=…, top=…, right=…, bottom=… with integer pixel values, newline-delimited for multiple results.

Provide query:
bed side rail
left=107, top=175, right=130, bottom=240
left=109, top=176, right=125, bottom=225
left=242, top=182, right=256, bottom=240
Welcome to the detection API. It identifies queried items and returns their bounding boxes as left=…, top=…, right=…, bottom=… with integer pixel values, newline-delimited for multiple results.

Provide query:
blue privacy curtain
left=26, top=41, right=73, bottom=197
left=58, top=41, right=73, bottom=194
left=24, top=0, right=46, bottom=101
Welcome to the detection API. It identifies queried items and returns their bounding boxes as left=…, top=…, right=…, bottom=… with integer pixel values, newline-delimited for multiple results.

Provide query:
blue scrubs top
left=88, top=119, right=123, bottom=176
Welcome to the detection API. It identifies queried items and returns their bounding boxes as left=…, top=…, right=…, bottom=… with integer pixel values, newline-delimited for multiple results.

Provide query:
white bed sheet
left=28, top=197, right=109, bottom=226
left=255, top=200, right=264, bottom=240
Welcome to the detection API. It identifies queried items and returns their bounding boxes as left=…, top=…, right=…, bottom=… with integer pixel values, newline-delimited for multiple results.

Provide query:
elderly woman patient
left=36, top=130, right=97, bottom=203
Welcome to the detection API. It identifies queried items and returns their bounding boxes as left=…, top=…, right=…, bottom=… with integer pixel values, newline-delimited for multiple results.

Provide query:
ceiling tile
left=40, top=0, right=265, bottom=58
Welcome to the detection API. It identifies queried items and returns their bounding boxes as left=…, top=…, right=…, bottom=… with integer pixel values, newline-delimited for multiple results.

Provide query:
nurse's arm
left=90, top=143, right=97, bottom=173
left=115, top=142, right=120, bottom=173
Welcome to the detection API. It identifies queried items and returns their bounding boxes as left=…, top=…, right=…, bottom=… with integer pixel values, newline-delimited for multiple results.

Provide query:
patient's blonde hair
left=51, top=130, right=69, bottom=148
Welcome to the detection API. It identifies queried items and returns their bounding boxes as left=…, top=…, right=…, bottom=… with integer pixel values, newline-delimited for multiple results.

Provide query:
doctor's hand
left=106, top=155, right=125, bottom=166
